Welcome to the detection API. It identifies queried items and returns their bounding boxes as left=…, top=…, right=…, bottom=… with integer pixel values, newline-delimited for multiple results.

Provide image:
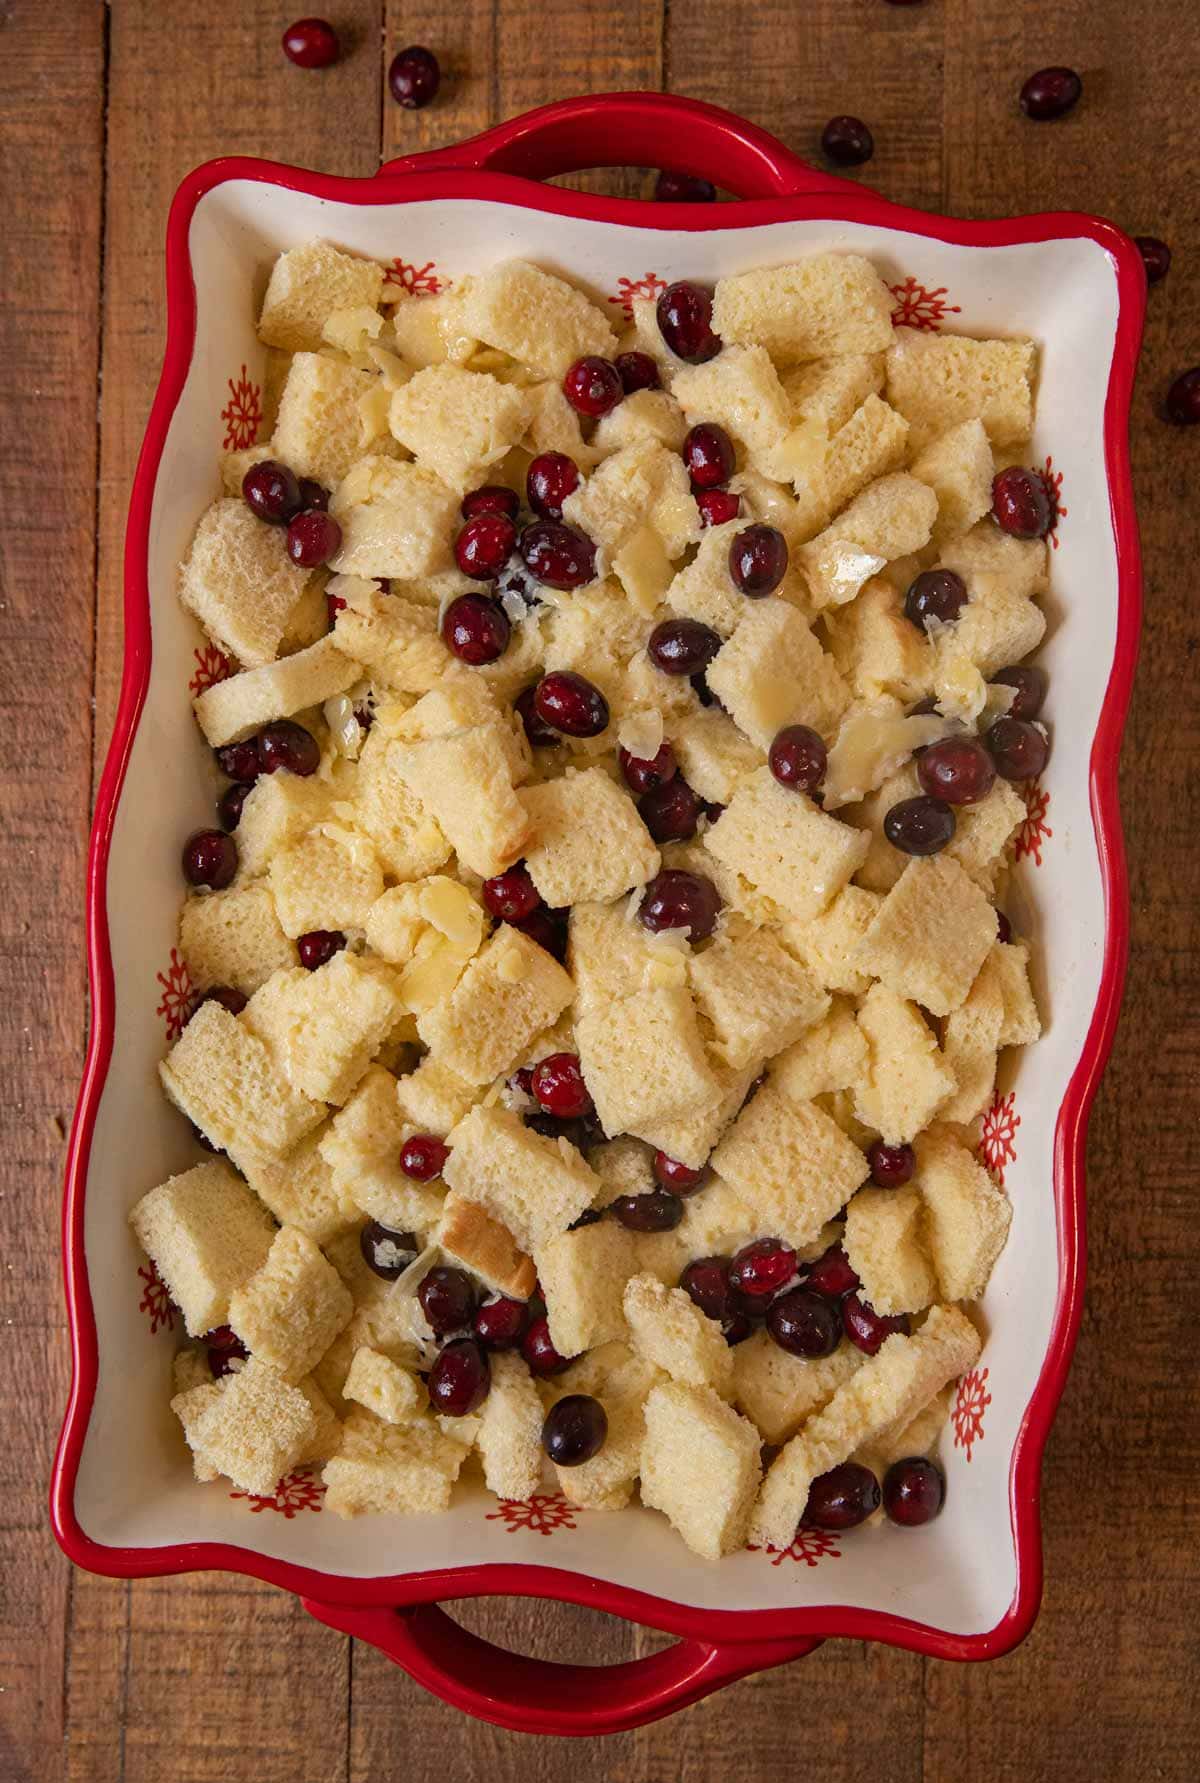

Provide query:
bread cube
left=856, top=855, right=997, bottom=1016
left=323, top=1406, right=470, bottom=1516
left=706, top=603, right=850, bottom=750
left=712, top=254, right=894, bottom=365
left=750, top=1303, right=981, bottom=1547
left=319, top=1066, right=445, bottom=1234
left=389, top=680, right=531, bottom=777
left=535, top=1221, right=636, bottom=1357
left=344, top=1347, right=427, bottom=1425
left=993, top=940, right=1041, bottom=1047
left=587, top=1137, right=657, bottom=1209
left=241, top=1129, right=358, bottom=1246
left=388, top=287, right=471, bottom=367
left=129, top=1160, right=276, bottom=1338
left=713, top=1085, right=867, bottom=1250
left=593, top=388, right=688, bottom=454
left=193, top=633, right=361, bottom=748
left=329, top=457, right=459, bottom=580
left=706, top=769, right=869, bottom=925
left=417, top=925, right=574, bottom=1085
left=562, top=438, right=698, bottom=561
left=233, top=772, right=330, bottom=880
left=856, top=1384, right=952, bottom=1481
left=476, top=1352, right=544, bottom=1500
left=437, top=1194, right=537, bottom=1299
left=521, top=769, right=659, bottom=907
left=389, top=725, right=530, bottom=879
left=258, top=241, right=384, bottom=353
left=159, top=999, right=324, bottom=1165
left=939, top=951, right=1006, bottom=1124
left=779, top=885, right=884, bottom=995
left=630, top=1063, right=759, bottom=1174
left=395, top=1054, right=480, bottom=1136
left=453, top=259, right=616, bottom=378
left=843, top=1184, right=936, bottom=1316
left=267, top=823, right=384, bottom=938
left=178, top=883, right=296, bottom=997
left=822, top=577, right=934, bottom=706
left=388, top=364, right=532, bottom=489
left=688, top=930, right=828, bottom=1069
left=640, top=1381, right=762, bottom=1559
left=228, top=1226, right=353, bottom=1383
left=854, top=983, right=956, bottom=1144
left=770, top=998, right=867, bottom=1103
left=800, top=474, right=939, bottom=611
left=244, top=954, right=405, bottom=1106
left=332, top=585, right=454, bottom=695
left=886, top=329, right=1036, bottom=454
left=945, top=779, right=1025, bottom=890
left=672, top=344, right=802, bottom=482
left=623, top=1274, right=734, bottom=1399
left=186, top=1358, right=321, bottom=1496
left=782, top=353, right=886, bottom=433
left=915, top=1126, right=1012, bottom=1301
left=270, top=352, right=379, bottom=487
left=733, top=1331, right=864, bottom=1446
left=576, top=984, right=717, bottom=1138
left=171, top=1381, right=224, bottom=1481
left=441, top=1104, right=599, bottom=1251
left=347, top=744, right=451, bottom=885
left=940, top=521, right=1048, bottom=602
left=672, top=708, right=764, bottom=806
left=541, top=581, right=658, bottom=713
left=909, top=418, right=995, bottom=545
left=822, top=394, right=910, bottom=519
left=179, top=498, right=310, bottom=669
left=947, top=573, right=1047, bottom=679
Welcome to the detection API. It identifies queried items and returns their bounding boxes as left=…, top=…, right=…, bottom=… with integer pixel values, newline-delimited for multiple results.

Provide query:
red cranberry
left=442, top=593, right=511, bottom=665
left=904, top=567, right=968, bottom=628
left=868, top=1141, right=915, bottom=1188
left=531, top=1053, right=593, bottom=1120
left=286, top=509, right=342, bottom=568
left=985, top=715, right=1050, bottom=781
left=883, top=1455, right=945, bottom=1525
left=769, top=725, right=827, bottom=794
left=684, top=423, right=735, bottom=490
left=884, top=794, right=956, bottom=855
left=696, top=488, right=740, bottom=527
left=647, top=617, right=721, bottom=676
left=257, top=720, right=319, bottom=777
left=803, top=1461, right=881, bottom=1530
left=612, top=1189, right=684, bottom=1232
left=359, top=1219, right=418, bottom=1280
left=482, top=864, right=541, bottom=923
left=1135, top=237, right=1171, bottom=285
left=821, top=115, right=874, bottom=166
left=418, top=1266, right=476, bottom=1335
left=563, top=356, right=623, bottom=418
left=242, top=458, right=300, bottom=524
left=639, top=868, right=723, bottom=941
left=991, top=664, right=1048, bottom=721
left=1165, top=368, right=1200, bottom=425
left=533, top=671, right=608, bottom=738
left=217, top=782, right=249, bottom=830
left=615, top=351, right=661, bottom=394
left=519, top=520, right=596, bottom=590
left=917, top=736, right=996, bottom=805
left=729, top=524, right=788, bottom=597
left=729, top=1237, right=797, bottom=1300
left=196, top=985, right=248, bottom=1018
left=522, top=1316, right=571, bottom=1376
left=542, top=1395, right=608, bottom=1466
left=388, top=44, right=440, bottom=109
left=511, top=1066, right=534, bottom=1097
left=654, top=170, right=717, bottom=202
left=298, top=478, right=329, bottom=511
left=208, top=1331, right=249, bottom=1378
left=400, top=1134, right=450, bottom=1181
left=454, top=513, right=517, bottom=580
left=619, top=742, right=677, bottom=795
left=639, top=776, right=701, bottom=843
left=297, top=929, right=346, bottom=970
left=515, top=683, right=560, bottom=748
left=428, top=1338, right=490, bottom=1417
left=515, top=906, right=568, bottom=961
left=842, top=1293, right=910, bottom=1355
left=1019, top=66, right=1082, bottom=120
left=992, top=467, right=1052, bottom=539
left=656, top=281, right=722, bottom=364
left=474, top=1296, right=530, bottom=1350
left=766, top=1288, right=842, bottom=1359
left=803, top=1243, right=860, bottom=1300
left=996, top=910, right=1013, bottom=944
left=653, top=1151, right=705, bottom=1192
left=182, top=829, right=237, bottom=890
left=215, top=739, right=261, bottom=783
left=282, top=17, right=339, bottom=66
left=680, top=1256, right=734, bottom=1322
left=462, top=484, right=519, bottom=521
left=526, top=453, right=580, bottom=520
left=725, top=1313, right=755, bottom=1346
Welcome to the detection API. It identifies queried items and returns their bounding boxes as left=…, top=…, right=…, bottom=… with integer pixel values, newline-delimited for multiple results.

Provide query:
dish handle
left=302, top=1596, right=821, bottom=1735
left=377, top=91, right=850, bottom=202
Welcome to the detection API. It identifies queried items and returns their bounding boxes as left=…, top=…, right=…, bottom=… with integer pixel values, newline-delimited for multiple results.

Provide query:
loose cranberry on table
left=638, top=868, right=723, bottom=941
left=803, top=1242, right=860, bottom=1300
left=533, top=670, right=609, bottom=738
left=1019, top=66, right=1082, bottom=121
left=917, top=735, right=996, bottom=806
left=656, top=280, right=722, bottom=364
left=883, top=1455, right=945, bottom=1526
left=526, top=453, right=580, bottom=520
left=257, top=719, right=320, bottom=777
left=639, top=775, right=701, bottom=843
left=428, top=1338, right=490, bottom=1418
left=1165, top=368, right=1200, bottom=425
left=868, top=1140, right=915, bottom=1189
left=611, top=1189, right=684, bottom=1232
left=619, top=742, right=676, bottom=795
left=182, top=828, right=237, bottom=890
left=766, top=1287, right=842, bottom=1359
left=821, top=115, right=874, bottom=167
left=883, top=794, right=956, bottom=856
left=217, top=781, right=249, bottom=831
left=215, top=738, right=261, bottom=784
left=521, top=1316, right=571, bottom=1377
left=654, top=1151, right=706, bottom=1193
left=683, top=422, right=735, bottom=490
left=842, top=1292, right=910, bottom=1355
left=418, top=1265, right=476, bottom=1336
left=985, top=715, right=1050, bottom=781
left=514, top=904, right=569, bottom=961
left=992, top=465, right=1053, bottom=539
left=462, top=484, right=519, bottom=521
left=680, top=1256, right=735, bottom=1322
left=441, top=592, right=511, bottom=665
left=769, top=724, right=827, bottom=794
left=990, top=663, right=1048, bottom=722
left=454, top=513, right=517, bottom=580
left=282, top=17, right=339, bottom=67
left=515, top=683, right=560, bottom=748
left=729, top=523, right=788, bottom=597
left=242, top=458, right=301, bottom=524
left=729, top=1237, right=798, bottom=1300
left=562, top=355, right=623, bottom=418
left=286, top=509, right=342, bottom=568
left=359, top=1218, right=418, bottom=1281
left=196, top=985, right=248, bottom=1018
left=904, top=567, right=968, bottom=629
left=531, top=1053, right=593, bottom=1121
left=615, top=351, right=661, bottom=394
left=647, top=616, right=722, bottom=676
left=387, top=45, right=440, bottom=109
left=399, top=1134, right=450, bottom=1181
left=298, top=477, right=329, bottom=511
left=542, top=1394, right=608, bottom=1466
left=474, top=1295, right=530, bottom=1350
left=1135, top=236, right=1172, bottom=285
left=482, top=863, right=541, bottom=923
left=654, top=169, right=717, bottom=203
left=695, top=488, right=740, bottom=528
left=297, top=928, right=346, bottom=970
left=519, top=520, right=597, bottom=590
left=803, top=1461, right=881, bottom=1531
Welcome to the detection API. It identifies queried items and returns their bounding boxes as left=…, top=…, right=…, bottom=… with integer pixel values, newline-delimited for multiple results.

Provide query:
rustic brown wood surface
left=1, top=0, right=1197, bottom=1776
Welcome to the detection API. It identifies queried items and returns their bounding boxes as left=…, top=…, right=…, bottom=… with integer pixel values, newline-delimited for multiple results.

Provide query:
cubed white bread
left=271, top=353, right=381, bottom=487
left=562, top=438, right=698, bottom=561
left=706, top=770, right=869, bottom=925
left=389, top=680, right=531, bottom=777
left=672, top=707, right=764, bottom=805
left=821, top=394, right=911, bottom=520
left=713, top=1085, right=867, bottom=1250
left=186, top=1359, right=322, bottom=1497
left=388, top=725, right=530, bottom=880
left=365, top=873, right=484, bottom=971
left=258, top=241, right=384, bottom=352
left=159, top=999, right=325, bottom=1166
left=417, top=925, right=574, bottom=1085
left=593, top=388, right=688, bottom=454
left=535, top=1221, right=637, bottom=1357
left=992, top=940, right=1041, bottom=1046
left=228, top=1225, right=353, bottom=1383
left=640, top=1380, right=762, bottom=1559
left=672, top=344, right=803, bottom=483
left=885, top=330, right=1036, bottom=454
left=193, top=635, right=362, bottom=748
left=712, top=255, right=894, bottom=365
left=778, top=885, right=884, bottom=996
left=319, top=1066, right=446, bottom=1234
left=587, top=1137, right=657, bottom=1209
left=347, top=738, right=452, bottom=884
left=437, top=1194, right=538, bottom=1300
left=441, top=1104, right=599, bottom=1252
left=629, top=1062, right=759, bottom=1176
left=939, top=950, right=1007, bottom=1124
left=344, top=1347, right=428, bottom=1426
left=822, top=577, right=934, bottom=706
left=332, top=585, right=455, bottom=696
left=855, top=1384, right=953, bottom=1480
left=854, top=983, right=956, bottom=1144
left=171, top=1381, right=224, bottom=1481
left=843, top=1184, right=937, bottom=1315
left=800, top=474, right=939, bottom=612
left=945, top=779, right=1026, bottom=890
left=388, top=363, right=532, bottom=489
left=706, top=602, right=850, bottom=750
left=476, top=1352, right=544, bottom=1500
left=915, top=1126, right=1012, bottom=1301
left=940, top=521, right=1048, bottom=601
left=856, top=854, right=997, bottom=1016
left=130, top=1160, right=276, bottom=1338
left=453, top=260, right=617, bottom=378
left=781, top=353, right=886, bottom=433
left=179, top=883, right=296, bottom=996
left=688, top=930, right=828, bottom=1070
left=909, top=418, right=995, bottom=545
left=179, top=498, right=310, bottom=669
left=267, top=823, right=384, bottom=938
left=733, top=1331, right=864, bottom=1445
left=322, top=1406, right=470, bottom=1516
left=329, top=457, right=459, bottom=580
left=541, top=581, right=656, bottom=712
left=576, top=984, right=718, bottom=1138
left=244, top=954, right=405, bottom=1106
left=623, top=1274, right=734, bottom=1399
left=771, top=998, right=867, bottom=1102
left=388, top=287, right=472, bottom=367
left=521, top=769, right=659, bottom=907
left=947, top=573, right=1047, bottom=679
left=233, top=772, right=331, bottom=880
left=750, top=1303, right=981, bottom=1547
left=662, top=519, right=751, bottom=638
left=395, top=1054, right=480, bottom=1136
left=241, top=1129, right=358, bottom=1246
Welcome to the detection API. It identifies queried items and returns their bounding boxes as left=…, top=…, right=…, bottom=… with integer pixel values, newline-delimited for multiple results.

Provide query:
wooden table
left=3, top=1, right=1198, bottom=1776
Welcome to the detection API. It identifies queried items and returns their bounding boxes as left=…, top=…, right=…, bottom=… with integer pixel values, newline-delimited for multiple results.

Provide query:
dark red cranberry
left=1165, top=368, right=1200, bottom=425
left=428, top=1338, right=490, bottom=1417
left=522, top=1316, right=571, bottom=1376
left=474, top=1296, right=530, bottom=1350
left=803, top=1243, right=860, bottom=1300
left=619, top=742, right=677, bottom=795
left=680, top=1256, right=734, bottom=1322
left=1019, top=66, right=1082, bottom=120
left=883, top=795, right=956, bottom=855
left=418, top=1266, right=476, bottom=1336
left=654, top=1151, right=705, bottom=1192
left=883, top=1455, right=945, bottom=1525
left=725, top=1313, right=755, bottom=1345
left=442, top=593, right=511, bottom=665
left=217, top=782, right=249, bottom=830
left=526, top=453, right=580, bottom=520
left=533, top=670, right=608, bottom=738
left=208, top=1331, right=249, bottom=1378
left=766, top=1288, right=842, bottom=1359
left=842, top=1293, right=910, bottom=1355
left=684, top=423, right=735, bottom=490
left=692, top=672, right=718, bottom=707
left=400, top=1134, right=450, bottom=1181
left=359, top=1219, right=418, bottom=1280
left=519, top=520, right=596, bottom=590
left=542, top=1394, right=607, bottom=1466
left=531, top=1053, right=593, bottom=1121
left=563, top=356, right=623, bottom=418
left=215, top=739, right=261, bottom=783
left=286, top=509, right=342, bottom=568
left=654, top=170, right=717, bottom=203
left=656, top=281, right=722, bottom=364
left=639, top=776, right=701, bottom=843
left=729, top=1237, right=798, bottom=1300
left=388, top=44, right=440, bottom=109
left=917, top=735, right=997, bottom=806
left=985, top=715, right=1050, bottom=781
left=612, top=1189, right=684, bottom=1232
left=821, top=115, right=874, bottom=166
left=996, top=910, right=1013, bottom=944
left=182, top=829, right=237, bottom=890
left=992, top=466, right=1053, bottom=539
left=647, top=617, right=721, bottom=676
left=638, top=868, right=723, bottom=941
left=462, top=484, right=519, bottom=521
left=242, top=458, right=300, bottom=524
left=768, top=724, right=827, bottom=794
left=511, top=1066, right=534, bottom=1097
left=702, top=799, right=726, bottom=822
left=515, top=683, right=560, bottom=748
left=729, top=524, right=788, bottom=596
left=1135, top=237, right=1171, bottom=285
left=615, top=351, right=661, bottom=394
left=904, top=568, right=968, bottom=629
left=282, top=17, right=339, bottom=66
left=990, top=664, right=1048, bottom=721
left=868, top=1141, right=915, bottom=1188
left=297, top=929, right=346, bottom=970
left=482, top=864, right=541, bottom=923
left=257, top=720, right=319, bottom=777
left=196, top=985, right=248, bottom=1018
left=803, top=1461, right=881, bottom=1531
left=298, top=478, right=329, bottom=511
left=696, top=488, right=740, bottom=528
left=454, top=513, right=518, bottom=580
left=515, top=905, right=568, bottom=962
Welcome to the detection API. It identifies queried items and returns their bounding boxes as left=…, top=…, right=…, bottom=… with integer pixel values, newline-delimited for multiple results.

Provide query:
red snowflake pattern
left=748, top=1527, right=842, bottom=1568
left=385, top=258, right=445, bottom=295
left=219, top=364, right=263, bottom=451
left=188, top=643, right=234, bottom=697
left=1013, top=778, right=1052, bottom=866
left=888, top=276, right=962, bottom=333
left=1042, top=455, right=1067, bottom=550
left=978, top=1091, right=1019, bottom=1186
left=609, top=272, right=668, bottom=320
left=952, top=1367, right=991, bottom=1461
left=136, top=1260, right=175, bottom=1334
left=155, top=947, right=196, bottom=1042
left=485, top=1492, right=579, bottom=1535
left=230, top=1467, right=326, bottom=1517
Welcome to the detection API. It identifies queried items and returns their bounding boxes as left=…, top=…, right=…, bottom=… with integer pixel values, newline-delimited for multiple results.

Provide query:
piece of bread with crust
left=228, top=1225, right=354, bottom=1383
left=179, top=498, right=310, bottom=669
left=258, top=240, right=384, bottom=352
left=437, top=1193, right=538, bottom=1300
left=640, top=1381, right=762, bottom=1559
left=534, top=1221, right=636, bottom=1357
left=440, top=1104, right=599, bottom=1252
left=623, top=1273, right=734, bottom=1400
left=130, top=1160, right=277, bottom=1338
left=417, top=925, right=575, bottom=1086
left=179, top=883, right=297, bottom=996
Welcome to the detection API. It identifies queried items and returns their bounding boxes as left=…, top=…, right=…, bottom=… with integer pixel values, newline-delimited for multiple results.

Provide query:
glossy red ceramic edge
left=50, top=91, right=1145, bottom=1726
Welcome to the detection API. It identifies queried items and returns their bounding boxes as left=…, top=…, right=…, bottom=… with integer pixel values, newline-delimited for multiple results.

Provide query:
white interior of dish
left=71, top=178, right=1121, bottom=1637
